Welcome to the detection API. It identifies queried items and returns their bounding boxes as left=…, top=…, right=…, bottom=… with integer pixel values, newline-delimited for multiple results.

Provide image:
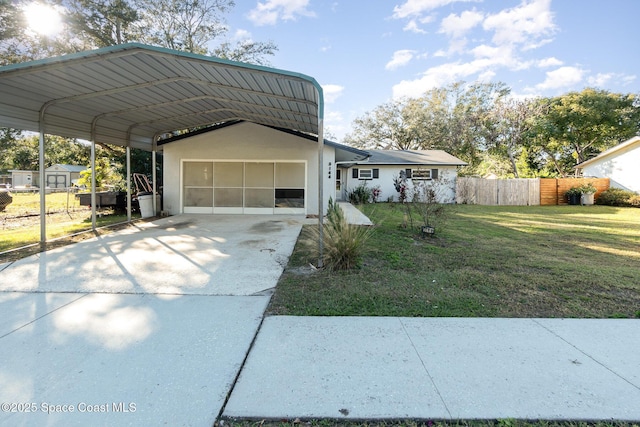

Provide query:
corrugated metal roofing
left=0, top=44, right=323, bottom=151
left=45, top=164, right=87, bottom=172
left=362, top=149, right=467, bottom=166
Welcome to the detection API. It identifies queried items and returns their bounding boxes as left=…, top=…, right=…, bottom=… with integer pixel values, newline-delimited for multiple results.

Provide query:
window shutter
left=405, top=168, right=412, bottom=179
left=352, top=168, right=358, bottom=179
left=431, top=169, right=438, bottom=179
left=373, top=168, right=379, bottom=179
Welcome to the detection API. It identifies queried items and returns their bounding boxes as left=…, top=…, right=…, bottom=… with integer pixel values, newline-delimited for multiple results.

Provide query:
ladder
left=133, top=173, right=152, bottom=194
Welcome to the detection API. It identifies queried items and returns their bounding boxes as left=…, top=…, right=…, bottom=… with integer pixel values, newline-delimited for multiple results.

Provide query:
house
left=160, top=122, right=468, bottom=214
left=45, top=164, right=87, bottom=189
left=160, top=121, right=368, bottom=216
left=9, top=170, right=39, bottom=188
left=336, top=150, right=468, bottom=203
left=577, top=136, right=640, bottom=193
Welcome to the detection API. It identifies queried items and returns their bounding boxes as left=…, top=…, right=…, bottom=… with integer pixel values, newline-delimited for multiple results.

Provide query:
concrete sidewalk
left=224, top=316, right=640, bottom=421
left=338, top=202, right=373, bottom=226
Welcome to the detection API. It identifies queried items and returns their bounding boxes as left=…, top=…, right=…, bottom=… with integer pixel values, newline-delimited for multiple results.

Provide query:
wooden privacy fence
left=456, top=177, right=610, bottom=206
left=540, top=178, right=610, bottom=205
left=456, top=177, right=540, bottom=205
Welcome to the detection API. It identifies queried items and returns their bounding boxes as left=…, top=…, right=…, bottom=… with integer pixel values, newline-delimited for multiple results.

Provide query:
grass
left=0, top=191, right=140, bottom=257
left=268, top=204, right=640, bottom=319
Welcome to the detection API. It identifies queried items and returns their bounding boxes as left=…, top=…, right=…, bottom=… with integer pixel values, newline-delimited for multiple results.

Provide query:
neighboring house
left=577, top=136, right=640, bottom=193
left=9, top=170, right=39, bottom=188
left=45, top=164, right=87, bottom=189
left=337, top=150, right=468, bottom=203
left=160, top=120, right=368, bottom=216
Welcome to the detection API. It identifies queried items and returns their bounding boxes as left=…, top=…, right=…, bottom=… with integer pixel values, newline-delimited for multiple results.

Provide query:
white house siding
left=343, top=165, right=459, bottom=203
left=162, top=122, right=335, bottom=215
left=581, top=142, right=640, bottom=193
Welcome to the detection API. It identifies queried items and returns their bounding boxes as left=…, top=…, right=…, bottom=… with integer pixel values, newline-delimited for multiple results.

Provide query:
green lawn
left=0, top=191, right=139, bottom=255
left=269, top=204, right=640, bottom=318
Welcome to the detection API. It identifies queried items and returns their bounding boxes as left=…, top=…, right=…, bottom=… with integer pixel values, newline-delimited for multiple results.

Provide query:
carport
left=0, top=43, right=326, bottom=262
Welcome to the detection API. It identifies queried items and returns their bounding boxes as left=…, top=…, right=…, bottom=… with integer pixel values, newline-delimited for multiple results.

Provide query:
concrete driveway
left=0, top=214, right=304, bottom=295
left=0, top=215, right=305, bottom=426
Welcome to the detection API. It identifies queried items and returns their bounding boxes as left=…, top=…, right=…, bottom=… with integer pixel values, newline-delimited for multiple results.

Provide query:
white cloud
left=386, top=50, right=417, bottom=70
left=535, top=66, right=584, bottom=90
left=403, top=19, right=427, bottom=34
left=233, top=29, right=252, bottom=41
left=392, top=59, right=495, bottom=98
left=390, top=0, right=571, bottom=99
left=537, top=57, right=563, bottom=68
left=478, top=70, right=496, bottom=82
left=393, top=0, right=476, bottom=19
left=439, top=9, right=484, bottom=38
left=247, top=0, right=315, bottom=26
left=588, top=72, right=637, bottom=88
left=322, top=84, right=344, bottom=104
left=483, top=0, right=556, bottom=48
left=587, top=73, right=614, bottom=87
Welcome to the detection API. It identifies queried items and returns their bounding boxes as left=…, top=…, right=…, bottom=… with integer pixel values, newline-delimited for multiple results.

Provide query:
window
left=352, top=168, right=379, bottom=180
left=359, top=169, right=373, bottom=179
left=410, top=168, right=438, bottom=180
left=411, top=169, right=431, bottom=180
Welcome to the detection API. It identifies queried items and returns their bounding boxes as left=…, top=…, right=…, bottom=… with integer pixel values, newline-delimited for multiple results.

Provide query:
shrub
left=596, top=188, right=639, bottom=207
left=308, top=197, right=375, bottom=270
left=348, top=183, right=372, bottom=205
left=565, top=186, right=582, bottom=197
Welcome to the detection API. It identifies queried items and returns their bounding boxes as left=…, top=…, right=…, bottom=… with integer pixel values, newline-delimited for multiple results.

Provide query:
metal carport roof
left=0, top=44, right=326, bottom=262
left=0, top=43, right=323, bottom=150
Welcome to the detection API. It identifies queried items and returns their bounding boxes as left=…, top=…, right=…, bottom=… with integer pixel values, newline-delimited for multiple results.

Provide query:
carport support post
left=38, top=127, right=46, bottom=246
left=152, top=148, right=157, bottom=215
left=317, top=118, right=324, bottom=269
left=126, top=146, right=132, bottom=222
left=90, top=140, right=97, bottom=230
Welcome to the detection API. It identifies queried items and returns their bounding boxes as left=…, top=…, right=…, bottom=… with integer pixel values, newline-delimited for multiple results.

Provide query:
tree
left=343, top=99, right=421, bottom=150
left=1, top=0, right=276, bottom=189
left=0, top=128, right=22, bottom=172
left=64, top=0, right=140, bottom=48
left=530, top=89, right=640, bottom=176
left=343, top=81, right=511, bottom=172
left=485, top=97, right=546, bottom=177
left=77, top=156, right=120, bottom=190
left=134, top=0, right=229, bottom=54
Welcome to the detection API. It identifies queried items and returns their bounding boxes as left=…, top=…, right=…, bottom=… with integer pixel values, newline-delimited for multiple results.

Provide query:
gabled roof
left=577, top=136, right=640, bottom=168
left=0, top=44, right=323, bottom=151
left=45, top=164, right=87, bottom=172
left=360, top=150, right=467, bottom=166
left=159, top=120, right=369, bottom=163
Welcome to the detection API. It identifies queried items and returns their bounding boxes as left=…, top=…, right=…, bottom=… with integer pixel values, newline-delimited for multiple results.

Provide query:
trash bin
left=138, top=192, right=155, bottom=218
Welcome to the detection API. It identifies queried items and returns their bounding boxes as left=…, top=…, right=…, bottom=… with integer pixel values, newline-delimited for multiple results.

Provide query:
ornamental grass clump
left=309, top=198, right=375, bottom=271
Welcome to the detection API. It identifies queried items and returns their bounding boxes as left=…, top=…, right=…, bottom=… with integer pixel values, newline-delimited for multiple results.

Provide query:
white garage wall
left=162, top=122, right=334, bottom=215
left=582, top=143, right=640, bottom=193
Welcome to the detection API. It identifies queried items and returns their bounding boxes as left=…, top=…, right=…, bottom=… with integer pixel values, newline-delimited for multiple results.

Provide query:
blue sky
left=225, top=0, right=639, bottom=141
